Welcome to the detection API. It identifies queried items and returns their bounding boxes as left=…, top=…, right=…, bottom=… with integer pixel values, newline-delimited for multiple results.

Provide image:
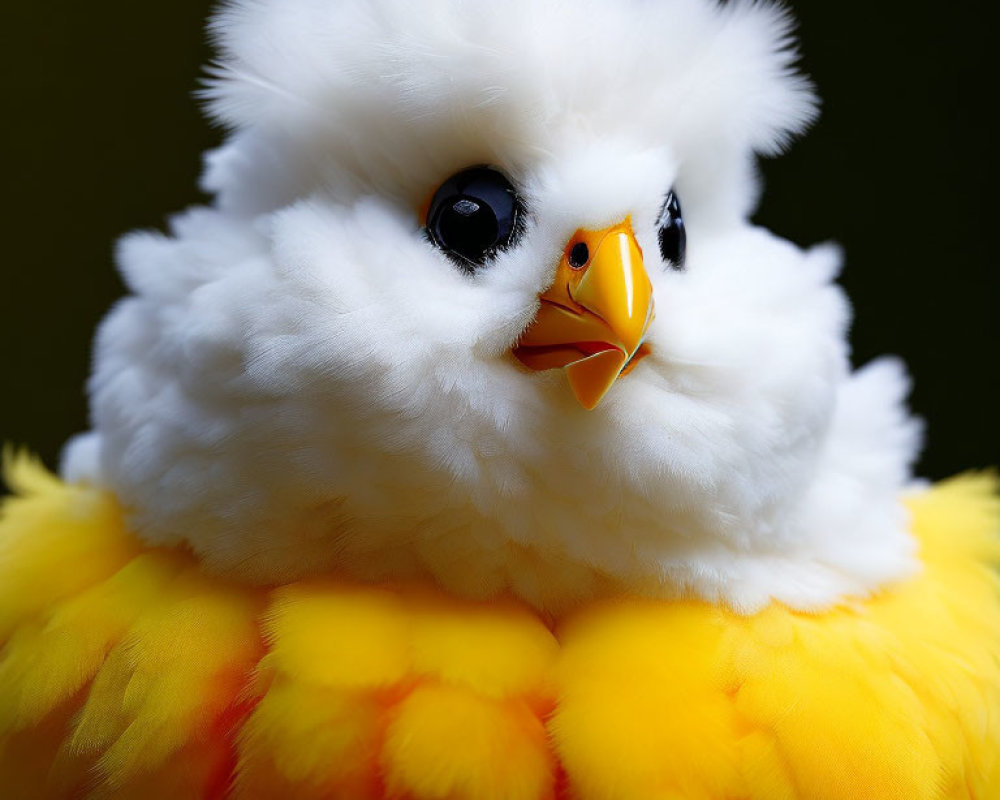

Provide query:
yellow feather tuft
left=0, top=453, right=139, bottom=643
left=64, top=566, right=263, bottom=792
left=552, top=603, right=744, bottom=800
left=234, top=680, right=383, bottom=799
left=0, top=553, right=184, bottom=735
left=1, top=447, right=60, bottom=497
left=406, top=592, right=559, bottom=699
left=381, top=684, right=555, bottom=800
left=262, top=583, right=411, bottom=690
left=236, top=583, right=560, bottom=798
left=1, top=464, right=999, bottom=798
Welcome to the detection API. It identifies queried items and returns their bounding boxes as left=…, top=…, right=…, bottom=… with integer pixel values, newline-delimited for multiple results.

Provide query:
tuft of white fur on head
left=201, top=0, right=815, bottom=220
left=68, top=0, right=922, bottom=615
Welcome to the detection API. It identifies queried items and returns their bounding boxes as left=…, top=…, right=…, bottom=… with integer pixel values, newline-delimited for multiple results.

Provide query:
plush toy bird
left=2, top=0, right=998, bottom=797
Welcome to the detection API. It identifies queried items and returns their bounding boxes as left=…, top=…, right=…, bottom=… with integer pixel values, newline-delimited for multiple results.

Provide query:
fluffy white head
left=66, top=0, right=922, bottom=614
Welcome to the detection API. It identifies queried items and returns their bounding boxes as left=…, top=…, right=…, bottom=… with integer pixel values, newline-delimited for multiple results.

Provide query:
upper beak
left=513, top=218, right=654, bottom=409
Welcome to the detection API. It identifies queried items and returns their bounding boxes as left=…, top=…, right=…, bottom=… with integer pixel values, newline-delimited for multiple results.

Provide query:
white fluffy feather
left=64, top=0, right=922, bottom=614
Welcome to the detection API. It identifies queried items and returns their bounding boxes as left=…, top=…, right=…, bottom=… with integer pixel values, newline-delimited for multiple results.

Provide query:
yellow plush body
left=1, top=456, right=999, bottom=799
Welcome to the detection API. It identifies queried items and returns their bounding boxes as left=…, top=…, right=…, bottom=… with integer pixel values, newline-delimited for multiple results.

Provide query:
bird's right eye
left=425, top=167, right=525, bottom=273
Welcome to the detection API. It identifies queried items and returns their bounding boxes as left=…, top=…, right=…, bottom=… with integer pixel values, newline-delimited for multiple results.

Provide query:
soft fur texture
left=63, top=0, right=923, bottom=613
left=2, top=458, right=999, bottom=799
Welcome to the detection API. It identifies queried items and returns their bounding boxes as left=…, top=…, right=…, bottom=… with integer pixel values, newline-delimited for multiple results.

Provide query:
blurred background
left=1, top=1, right=996, bottom=483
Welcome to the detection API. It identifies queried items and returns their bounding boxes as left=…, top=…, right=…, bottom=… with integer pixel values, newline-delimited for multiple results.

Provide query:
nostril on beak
left=568, top=241, right=590, bottom=269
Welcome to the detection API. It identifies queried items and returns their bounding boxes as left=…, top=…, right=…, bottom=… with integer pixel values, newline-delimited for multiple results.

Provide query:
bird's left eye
left=657, top=190, right=687, bottom=270
left=425, top=167, right=525, bottom=272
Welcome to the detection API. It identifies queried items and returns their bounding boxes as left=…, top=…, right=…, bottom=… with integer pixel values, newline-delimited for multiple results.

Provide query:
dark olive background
left=1, top=1, right=996, bottom=484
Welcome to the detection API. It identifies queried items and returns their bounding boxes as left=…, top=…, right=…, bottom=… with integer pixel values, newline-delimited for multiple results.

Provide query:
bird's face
left=89, top=0, right=899, bottom=612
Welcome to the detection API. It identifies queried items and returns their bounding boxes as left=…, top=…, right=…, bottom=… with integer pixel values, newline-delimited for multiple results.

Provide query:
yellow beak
left=513, top=219, right=654, bottom=409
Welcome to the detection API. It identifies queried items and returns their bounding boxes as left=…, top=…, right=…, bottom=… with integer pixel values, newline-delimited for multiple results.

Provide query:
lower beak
left=513, top=218, right=654, bottom=409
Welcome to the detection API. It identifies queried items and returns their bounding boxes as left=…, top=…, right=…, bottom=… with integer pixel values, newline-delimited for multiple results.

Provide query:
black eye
left=657, top=190, right=686, bottom=270
left=425, top=166, right=525, bottom=272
